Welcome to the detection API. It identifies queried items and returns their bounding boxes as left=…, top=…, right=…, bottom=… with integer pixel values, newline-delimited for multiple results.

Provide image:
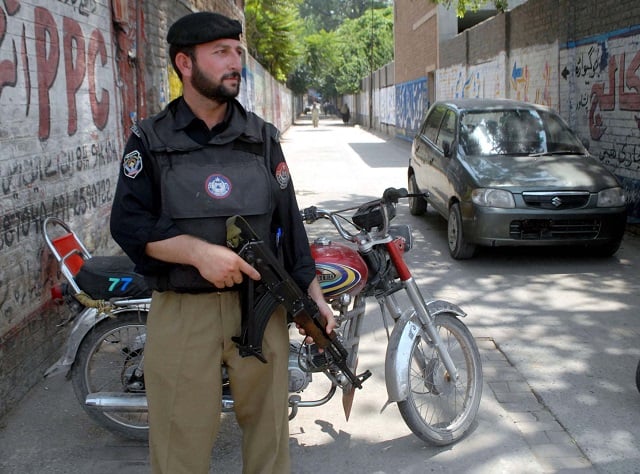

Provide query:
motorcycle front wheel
left=71, top=310, right=149, bottom=440
left=397, top=314, right=482, bottom=446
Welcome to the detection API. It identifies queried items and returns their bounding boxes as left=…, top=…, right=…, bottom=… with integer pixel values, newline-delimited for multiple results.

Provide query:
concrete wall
left=0, top=0, right=292, bottom=420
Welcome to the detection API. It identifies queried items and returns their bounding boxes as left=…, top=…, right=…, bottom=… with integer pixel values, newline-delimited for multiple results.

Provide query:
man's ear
left=175, top=51, right=193, bottom=78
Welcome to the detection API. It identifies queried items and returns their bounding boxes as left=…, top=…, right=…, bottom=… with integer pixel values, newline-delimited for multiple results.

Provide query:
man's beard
left=191, top=61, right=241, bottom=102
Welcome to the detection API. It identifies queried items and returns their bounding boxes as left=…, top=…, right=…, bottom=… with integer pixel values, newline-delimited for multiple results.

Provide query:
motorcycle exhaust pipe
left=85, top=392, right=147, bottom=412
left=85, top=392, right=235, bottom=412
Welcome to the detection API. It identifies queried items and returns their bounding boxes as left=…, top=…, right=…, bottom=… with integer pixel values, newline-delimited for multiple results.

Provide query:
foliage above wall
left=430, top=0, right=508, bottom=17
left=245, top=0, right=393, bottom=98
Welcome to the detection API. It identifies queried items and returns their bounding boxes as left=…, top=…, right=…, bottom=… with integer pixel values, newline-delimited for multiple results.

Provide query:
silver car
left=408, top=99, right=627, bottom=259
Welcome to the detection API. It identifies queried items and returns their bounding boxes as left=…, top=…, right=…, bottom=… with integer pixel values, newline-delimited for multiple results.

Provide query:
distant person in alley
left=341, top=103, right=350, bottom=124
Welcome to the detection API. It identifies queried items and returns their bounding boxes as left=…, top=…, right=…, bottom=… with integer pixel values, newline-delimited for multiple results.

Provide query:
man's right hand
left=145, top=235, right=261, bottom=288
left=195, top=244, right=261, bottom=289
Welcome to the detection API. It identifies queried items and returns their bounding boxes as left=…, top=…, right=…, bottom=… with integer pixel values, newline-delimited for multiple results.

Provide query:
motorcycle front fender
left=44, top=305, right=148, bottom=378
left=384, top=299, right=466, bottom=404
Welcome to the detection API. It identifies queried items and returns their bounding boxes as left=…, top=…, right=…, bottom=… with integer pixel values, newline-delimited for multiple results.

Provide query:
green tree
left=245, top=0, right=303, bottom=81
left=299, top=0, right=391, bottom=31
left=333, top=6, right=394, bottom=94
left=245, top=0, right=394, bottom=98
left=286, top=62, right=313, bottom=95
left=300, top=30, right=339, bottom=98
left=430, top=0, right=508, bottom=17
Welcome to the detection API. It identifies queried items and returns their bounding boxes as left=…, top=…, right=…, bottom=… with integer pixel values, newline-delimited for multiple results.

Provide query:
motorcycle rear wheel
left=397, top=314, right=482, bottom=446
left=71, top=310, right=149, bottom=440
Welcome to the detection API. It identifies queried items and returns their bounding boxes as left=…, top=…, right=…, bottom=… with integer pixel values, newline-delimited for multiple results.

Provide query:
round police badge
left=205, top=174, right=232, bottom=199
left=123, top=150, right=143, bottom=178
left=275, top=162, right=290, bottom=189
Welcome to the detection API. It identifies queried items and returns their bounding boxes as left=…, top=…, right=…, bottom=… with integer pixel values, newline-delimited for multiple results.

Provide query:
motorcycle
left=42, top=187, right=483, bottom=445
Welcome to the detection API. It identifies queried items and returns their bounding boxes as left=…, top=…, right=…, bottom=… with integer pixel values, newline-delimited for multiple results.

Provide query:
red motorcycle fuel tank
left=311, top=237, right=368, bottom=299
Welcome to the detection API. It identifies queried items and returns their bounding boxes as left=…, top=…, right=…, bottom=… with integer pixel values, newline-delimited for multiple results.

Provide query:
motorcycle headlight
left=471, top=188, right=515, bottom=208
left=597, top=187, right=626, bottom=207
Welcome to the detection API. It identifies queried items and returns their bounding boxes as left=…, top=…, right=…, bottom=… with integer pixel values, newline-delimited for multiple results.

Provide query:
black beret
left=167, top=12, right=242, bottom=46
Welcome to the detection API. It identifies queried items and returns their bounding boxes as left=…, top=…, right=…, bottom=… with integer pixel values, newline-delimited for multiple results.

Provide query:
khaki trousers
left=145, top=291, right=290, bottom=474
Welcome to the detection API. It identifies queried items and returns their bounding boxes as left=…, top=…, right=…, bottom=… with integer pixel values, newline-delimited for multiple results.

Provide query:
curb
left=479, top=337, right=596, bottom=472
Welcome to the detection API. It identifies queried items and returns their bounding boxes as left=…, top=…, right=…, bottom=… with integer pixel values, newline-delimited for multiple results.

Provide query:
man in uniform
left=110, top=11, right=334, bottom=474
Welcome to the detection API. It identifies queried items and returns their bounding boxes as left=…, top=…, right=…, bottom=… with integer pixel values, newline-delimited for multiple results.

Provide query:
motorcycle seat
left=75, top=256, right=151, bottom=300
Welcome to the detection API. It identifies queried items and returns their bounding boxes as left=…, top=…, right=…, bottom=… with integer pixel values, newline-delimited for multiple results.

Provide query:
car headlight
left=471, top=188, right=515, bottom=208
left=597, top=187, right=626, bottom=207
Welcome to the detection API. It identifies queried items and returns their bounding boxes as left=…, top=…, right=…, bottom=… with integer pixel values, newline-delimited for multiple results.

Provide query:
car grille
left=509, top=219, right=601, bottom=240
left=522, top=191, right=590, bottom=210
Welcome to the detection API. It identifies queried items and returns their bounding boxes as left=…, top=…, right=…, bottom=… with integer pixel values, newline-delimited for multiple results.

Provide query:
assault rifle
left=226, top=215, right=371, bottom=393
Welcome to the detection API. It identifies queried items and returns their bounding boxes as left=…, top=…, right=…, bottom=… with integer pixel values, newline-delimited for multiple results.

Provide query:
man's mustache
left=222, top=72, right=241, bottom=81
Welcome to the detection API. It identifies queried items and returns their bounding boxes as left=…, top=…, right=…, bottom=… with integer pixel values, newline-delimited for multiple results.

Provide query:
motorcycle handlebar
left=300, top=187, right=423, bottom=242
left=301, top=205, right=320, bottom=223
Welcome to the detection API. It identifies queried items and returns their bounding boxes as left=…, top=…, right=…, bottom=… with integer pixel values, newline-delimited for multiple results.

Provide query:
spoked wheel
left=398, top=314, right=483, bottom=446
left=71, top=311, right=149, bottom=440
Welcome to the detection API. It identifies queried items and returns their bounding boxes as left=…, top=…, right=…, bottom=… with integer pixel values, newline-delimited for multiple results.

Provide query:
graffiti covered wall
left=377, top=85, right=396, bottom=126
left=509, top=44, right=558, bottom=109
left=395, top=77, right=428, bottom=141
left=560, top=27, right=640, bottom=219
left=0, top=0, right=123, bottom=416
left=436, top=54, right=507, bottom=101
left=241, top=55, right=292, bottom=132
left=0, top=0, right=294, bottom=419
left=435, top=46, right=556, bottom=108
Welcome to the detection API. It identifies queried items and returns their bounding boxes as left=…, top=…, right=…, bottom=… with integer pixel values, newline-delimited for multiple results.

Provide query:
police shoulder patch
left=123, top=150, right=143, bottom=178
left=275, top=162, right=290, bottom=190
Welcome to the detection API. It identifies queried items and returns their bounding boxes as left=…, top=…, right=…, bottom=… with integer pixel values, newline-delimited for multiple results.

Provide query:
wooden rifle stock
left=226, top=216, right=370, bottom=390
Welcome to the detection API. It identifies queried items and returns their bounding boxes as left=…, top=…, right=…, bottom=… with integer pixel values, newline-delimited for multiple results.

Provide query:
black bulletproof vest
left=137, top=105, right=279, bottom=292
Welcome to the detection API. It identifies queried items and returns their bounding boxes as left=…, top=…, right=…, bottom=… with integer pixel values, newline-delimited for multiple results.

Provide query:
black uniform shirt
left=110, top=98, right=316, bottom=291
left=173, top=96, right=231, bottom=145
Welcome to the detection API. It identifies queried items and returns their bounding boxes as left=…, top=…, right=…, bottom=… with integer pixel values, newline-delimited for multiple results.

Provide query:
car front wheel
left=448, top=203, right=476, bottom=259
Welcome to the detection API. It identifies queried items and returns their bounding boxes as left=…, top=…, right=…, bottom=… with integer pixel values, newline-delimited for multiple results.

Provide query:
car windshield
left=458, top=109, right=586, bottom=156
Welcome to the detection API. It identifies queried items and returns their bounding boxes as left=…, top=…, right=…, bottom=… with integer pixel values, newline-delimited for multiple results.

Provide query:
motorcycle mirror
left=383, top=187, right=408, bottom=203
